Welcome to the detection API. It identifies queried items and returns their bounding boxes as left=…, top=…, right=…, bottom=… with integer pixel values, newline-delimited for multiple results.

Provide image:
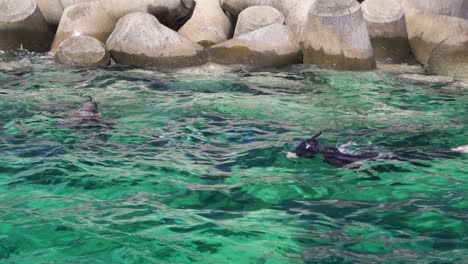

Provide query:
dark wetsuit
left=319, top=146, right=379, bottom=167
left=290, top=132, right=379, bottom=167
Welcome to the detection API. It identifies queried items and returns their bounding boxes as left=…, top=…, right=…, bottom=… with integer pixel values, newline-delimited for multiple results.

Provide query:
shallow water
left=0, top=51, right=467, bottom=263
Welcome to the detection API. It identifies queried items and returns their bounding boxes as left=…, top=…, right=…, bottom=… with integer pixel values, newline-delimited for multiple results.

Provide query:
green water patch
left=0, top=53, right=467, bottom=263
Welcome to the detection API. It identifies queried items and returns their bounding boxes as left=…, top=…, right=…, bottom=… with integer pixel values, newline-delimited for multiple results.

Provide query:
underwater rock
left=402, top=0, right=468, bottom=65
left=54, top=36, right=110, bottom=67
left=362, top=0, right=410, bottom=63
left=178, top=0, right=232, bottom=47
left=303, top=0, right=376, bottom=70
left=50, top=1, right=115, bottom=53
left=207, top=23, right=301, bottom=67
left=106, top=12, right=205, bottom=68
left=399, top=74, right=455, bottom=84
left=233, top=6, right=284, bottom=37
left=0, top=0, right=54, bottom=52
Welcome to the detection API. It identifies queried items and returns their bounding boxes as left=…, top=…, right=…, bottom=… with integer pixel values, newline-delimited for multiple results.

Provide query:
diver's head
left=287, top=132, right=322, bottom=158
left=81, top=97, right=99, bottom=114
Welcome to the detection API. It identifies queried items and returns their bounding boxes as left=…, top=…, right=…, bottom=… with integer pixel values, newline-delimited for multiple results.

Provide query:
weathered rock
left=54, top=36, right=110, bottom=66
left=51, top=1, right=115, bottom=53
left=428, top=35, right=468, bottom=78
left=36, top=0, right=65, bottom=26
left=303, top=0, right=376, bottom=70
left=178, top=0, right=231, bottom=47
left=233, top=6, right=284, bottom=37
left=0, top=0, right=54, bottom=52
left=208, top=23, right=301, bottom=67
left=402, top=0, right=468, bottom=65
left=106, top=12, right=205, bottom=68
left=362, top=0, right=409, bottom=63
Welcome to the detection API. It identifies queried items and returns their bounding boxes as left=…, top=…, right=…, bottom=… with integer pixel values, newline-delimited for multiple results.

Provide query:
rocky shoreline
left=1, top=0, right=467, bottom=78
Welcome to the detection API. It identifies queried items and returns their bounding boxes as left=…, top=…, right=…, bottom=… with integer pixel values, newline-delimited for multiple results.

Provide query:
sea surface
left=0, top=51, right=467, bottom=263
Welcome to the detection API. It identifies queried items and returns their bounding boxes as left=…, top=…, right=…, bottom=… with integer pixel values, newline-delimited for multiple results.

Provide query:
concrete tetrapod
left=0, top=0, right=54, bottom=52
left=234, top=6, right=285, bottom=37
left=36, top=0, right=66, bottom=26
left=221, top=0, right=317, bottom=43
left=428, top=35, right=468, bottom=78
left=51, top=0, right=195, bottom=53
left=50, top=1, right=115, bottom=53
left=303, top=0, right=376, bottom=71
left=95, top=0, right=195, bottom=29
left=106, top=12, right=205, bottom=68
left=405, top=15, right=468, bottom=65
left=179, top=0, right=232, bottom=47
left=402, top=0, right=468, bottom=64
left=54, top=36, right=110, bottom=67
left=207, top=23, right=301, bottom=67
left=362, top=0, right=410, bottom=63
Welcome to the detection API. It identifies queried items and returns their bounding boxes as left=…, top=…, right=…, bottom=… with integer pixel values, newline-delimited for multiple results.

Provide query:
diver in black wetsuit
left=287, top=132, right=379, bottom=167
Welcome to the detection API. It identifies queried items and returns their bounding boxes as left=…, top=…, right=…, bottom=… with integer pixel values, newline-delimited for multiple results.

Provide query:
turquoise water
left=0, top=51, right=467, bottom=263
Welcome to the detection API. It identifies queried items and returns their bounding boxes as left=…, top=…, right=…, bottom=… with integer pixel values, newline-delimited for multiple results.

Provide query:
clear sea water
left=0, top=51, right=467, bottom=263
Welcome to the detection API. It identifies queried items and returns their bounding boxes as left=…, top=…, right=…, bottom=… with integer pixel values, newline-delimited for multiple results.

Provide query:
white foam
left=451, top=145, right=468, bottom=153
left=338, top=141, right=358, bottom=154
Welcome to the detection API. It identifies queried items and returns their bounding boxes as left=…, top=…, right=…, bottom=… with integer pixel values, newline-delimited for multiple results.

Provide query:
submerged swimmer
left=287, top=132, right=379, bottom=167
left=59, top=97, right=114, bottom=128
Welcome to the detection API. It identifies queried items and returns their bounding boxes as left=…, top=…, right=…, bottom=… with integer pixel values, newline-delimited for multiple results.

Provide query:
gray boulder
left=0, top=0, right=54, bottom=52
left=362, top=0, right=410, bottom=63
left=208, top=23, right=301, bottom=67
left=178, top=0, right=232, bottom=47
left=106, top=12, right=205, bottom=68
left=54, top=36, right=110, bottom=66
left=303, top=0, right=376, bottom=70
left=234, top=6, right=284, bottom=37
